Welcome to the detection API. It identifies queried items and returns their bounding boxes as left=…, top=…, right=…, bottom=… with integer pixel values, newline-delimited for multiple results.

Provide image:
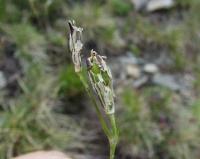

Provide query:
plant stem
left=109, top=113, right=118, bottom=159
left=110, top=113, right=118, bottom=138
left=78, top=72, right=110, bottom=137
left=78, top=72, right=118, bottom=159
left=109, top=140, right=117, bottom=159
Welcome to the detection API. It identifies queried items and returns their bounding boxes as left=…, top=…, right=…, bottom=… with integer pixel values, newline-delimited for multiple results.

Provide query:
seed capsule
left=87, top=50, right=115, bottom=114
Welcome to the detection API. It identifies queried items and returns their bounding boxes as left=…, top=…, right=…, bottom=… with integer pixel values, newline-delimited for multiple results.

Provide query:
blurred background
left=0, top=0, right=200, bottom=158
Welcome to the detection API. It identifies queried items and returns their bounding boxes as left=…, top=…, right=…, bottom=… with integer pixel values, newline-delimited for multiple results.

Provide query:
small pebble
left=14, top=151, right=71, bottom=159
left=146, top=0, right=174, bottom=12
left=143, top=63, right=158, bottom=74
left=126, top=64, right=141, bottom=79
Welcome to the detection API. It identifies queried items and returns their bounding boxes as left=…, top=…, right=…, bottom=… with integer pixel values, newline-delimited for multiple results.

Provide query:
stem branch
left=109, top=114, right=118, bottom=159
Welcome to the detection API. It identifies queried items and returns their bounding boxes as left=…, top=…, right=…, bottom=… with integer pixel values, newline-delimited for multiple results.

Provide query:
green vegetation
left=135, top=17, right=188, bottom=71
left=58, top=65, right=84, bottom=96
left=110, top=0, right=133, bottom=16
left=0, top=0, right=200, bottom=158
left=0, top=58, right=81, bottom=158
left=2, top=23, right=45, bottom=49
left=0, top=0, right=6, bottom=20
left=120, top=87, right=200, bottom=159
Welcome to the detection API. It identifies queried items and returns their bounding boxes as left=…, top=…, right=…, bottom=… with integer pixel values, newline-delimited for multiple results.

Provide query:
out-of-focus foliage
left=110, top=0, right=133, bottom=16
left=0, top=0, right=6, bottom=20
left=0, top=59, right=81, bottom=158
left=58, top=65, right=84, bottom=96
left=0, top=0, right=200, bottom=158
left=119, top=88, right=200, bottom=159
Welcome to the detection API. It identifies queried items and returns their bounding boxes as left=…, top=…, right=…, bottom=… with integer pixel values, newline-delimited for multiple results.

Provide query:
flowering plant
left=68, top=21, right=118, bottom=159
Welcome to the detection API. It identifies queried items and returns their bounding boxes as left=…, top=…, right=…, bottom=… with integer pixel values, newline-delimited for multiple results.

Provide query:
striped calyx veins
left=87, top=50, right=115, bottom=114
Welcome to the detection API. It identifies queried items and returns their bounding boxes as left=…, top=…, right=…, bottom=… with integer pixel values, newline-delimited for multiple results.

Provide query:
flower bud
left=87, top=50, right=115, bottom=114
left=68, top=20, right=83, bottom=72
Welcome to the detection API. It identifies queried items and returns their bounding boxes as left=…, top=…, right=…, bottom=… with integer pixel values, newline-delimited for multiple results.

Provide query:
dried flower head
left=68, top=20, right=83, bottom=72
left=87, top=50, right=115, bottom=114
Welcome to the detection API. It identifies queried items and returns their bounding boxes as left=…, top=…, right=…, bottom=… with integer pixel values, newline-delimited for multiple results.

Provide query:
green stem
left=78, top=72, right=118, bottom=159
left=110, top=114, right=118, bottom=137
left=78, top=72, right=110, bottom=137
left=109, top=141, right=117, bottom=159
left=109, top=114, right=118, bottom=159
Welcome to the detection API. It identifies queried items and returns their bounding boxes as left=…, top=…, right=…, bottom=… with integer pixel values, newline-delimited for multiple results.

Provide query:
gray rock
left=110, top=52, right=144, bottom=82
left=132, top=0, right=174, bottom=11
left=154, top=52, right=174, bottom=68
left=143, top=63, right=159, bottom=74
left=131, top=0, right=149, bottom=10
left=0, top=71, right=6, bottom=89
left=126, top=64, right=141, bottom=79
left=146, top=0, right=175, bottom=12
left=120, top=52, right=144, bottom=65
left=133, top=76, right=149, bottom=88
left=153, top=73, right=180, bottom=91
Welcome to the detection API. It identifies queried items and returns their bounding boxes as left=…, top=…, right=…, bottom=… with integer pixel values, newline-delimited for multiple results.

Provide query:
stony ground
left=0, top=0, right=200, bottom=159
